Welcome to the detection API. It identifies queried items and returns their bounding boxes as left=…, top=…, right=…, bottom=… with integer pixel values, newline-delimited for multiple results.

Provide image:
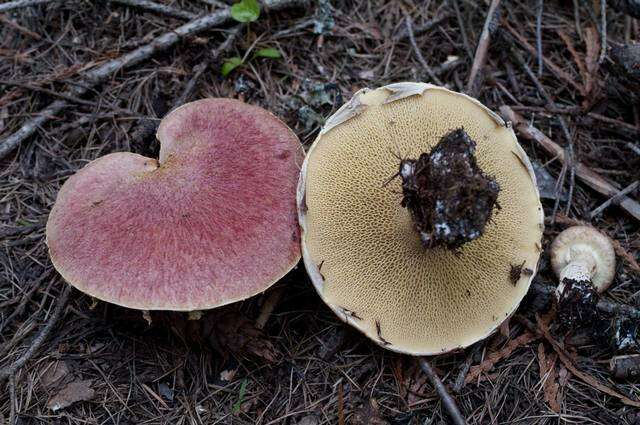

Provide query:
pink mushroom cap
left=46, top=99, right=302, bottom=310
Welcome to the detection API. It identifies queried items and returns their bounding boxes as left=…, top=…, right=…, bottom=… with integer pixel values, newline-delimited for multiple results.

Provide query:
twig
left=628, top=142, right=640, bottom=156
left=0, top=284, right=71, bottom=382
left=599, top=0, right=607, bottom=63
left=255, top=286, right=284, bottom=330
left=0, top=0, right=306, bottom=160
left=466, top=0, right=501, bottom=95
left=590, top=181, right=639, bottom=218
left=404, top=15, right=443, bottom=85
left=0, top=268, right=53, bottom=334
left=535, top=0, right=544, bottom=77
left=500, top=106, right=640, bottom=221
left=393, top=13, right=451, bottom=41
left=453, top=344, right=481, bottom=393
left=0, top=14, right=42, bottom=40
left=418, top=358, right=466, bottom=425
left=0, top=0, right=54, bottom=12
left=199, top=0, right=227, bottom=7
left=9, top=374, right=16, bottom=425
left=451, top=0, right=473, bottom=61
left=110, top=0, right=197, bottom=20
left=0, top=80, right=142, bottom=117
left=572, top=0, right=582, bottom=39
left=503, top=21, right=584, bottom=94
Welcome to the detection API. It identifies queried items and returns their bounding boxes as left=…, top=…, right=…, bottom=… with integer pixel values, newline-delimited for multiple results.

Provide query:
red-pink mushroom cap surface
left=46, top=99, right=302, bottom=310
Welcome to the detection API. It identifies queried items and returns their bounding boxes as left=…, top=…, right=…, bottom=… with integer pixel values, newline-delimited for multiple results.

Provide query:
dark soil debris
left=557, top=279, right=600, bottom=327
left=398, top=128, right=500, bottom=250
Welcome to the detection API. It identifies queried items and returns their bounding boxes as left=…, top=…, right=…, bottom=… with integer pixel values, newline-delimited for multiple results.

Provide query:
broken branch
left=0, top=0, right=307, bottom=160
left=500, top=106, right=640, bottom=221
left=418, top=358, right=466, bottom=425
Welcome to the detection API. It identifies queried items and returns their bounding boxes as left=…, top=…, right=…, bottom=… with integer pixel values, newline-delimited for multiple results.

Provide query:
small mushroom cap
left=550, top=226, right=616, bottom=292
left=297, top=83, right=544, bottom=355
left=47, top=98, right=302, bottom=311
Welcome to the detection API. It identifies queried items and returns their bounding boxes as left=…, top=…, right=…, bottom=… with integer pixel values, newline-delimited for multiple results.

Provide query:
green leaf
left=254, top=47, right=281, bottom=59
left=221, top=56, right=243, bottom=77
left=232, top=379, right=248, bottom=414
left=230, top=0, right=260, bottom=23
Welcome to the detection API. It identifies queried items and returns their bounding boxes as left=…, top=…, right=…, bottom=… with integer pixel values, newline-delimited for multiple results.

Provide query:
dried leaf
left=538, top=343, right=561, bottom=413
left=351, top=398, right=389, bottom=425
left=465, top=332, right=539, bottom=385
left=584, top=27, right=601, bottom=98
left=220, top=369, right=237, bottom=382
left=40, top=360, right=70, bottom=389
left=203, top=310, right=281, bottom=362
left=47, top=380, right=95, bottom=411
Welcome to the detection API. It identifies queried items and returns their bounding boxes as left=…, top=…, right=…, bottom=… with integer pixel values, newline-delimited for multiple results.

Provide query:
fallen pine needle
left=464, top=331, right=539, bottom=385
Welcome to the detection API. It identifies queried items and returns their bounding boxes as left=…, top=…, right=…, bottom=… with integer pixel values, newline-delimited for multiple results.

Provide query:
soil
left=398, top=128, right=500, bottom=250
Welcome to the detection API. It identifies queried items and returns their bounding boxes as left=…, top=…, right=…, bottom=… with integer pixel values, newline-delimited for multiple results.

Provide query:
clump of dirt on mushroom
left=556, top=279, right=600, bottom=327
left=398, top=128, right=500, bottom=250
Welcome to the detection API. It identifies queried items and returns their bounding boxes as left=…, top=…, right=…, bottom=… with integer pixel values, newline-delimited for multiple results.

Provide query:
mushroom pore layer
left=298, top=83, right=544, bottom=355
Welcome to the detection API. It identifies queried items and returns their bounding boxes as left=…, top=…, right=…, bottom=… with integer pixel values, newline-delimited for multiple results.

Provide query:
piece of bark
left=611, top=355, right=640, bottom=380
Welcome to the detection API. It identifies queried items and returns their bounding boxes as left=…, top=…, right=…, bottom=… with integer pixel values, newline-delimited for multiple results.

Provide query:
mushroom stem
left=556, top=252, right=597, bottom=298
left=550, top=226, right=617, bottom=327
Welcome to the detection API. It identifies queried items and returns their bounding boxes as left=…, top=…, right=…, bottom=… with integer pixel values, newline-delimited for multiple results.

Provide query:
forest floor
left=1, top=0, right=640, bottom=424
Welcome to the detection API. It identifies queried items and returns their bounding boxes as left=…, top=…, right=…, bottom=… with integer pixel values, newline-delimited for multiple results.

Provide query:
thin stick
left=500, top=106, right=640, bottom=221
left=199, top=0, right=227, bottom=7
left=536, top=0, right=544, bottom=77
left=573, top=0, right=582, bottom=39
left=110, top=0, right=197, bottom=20
left=255, top=286, right=284, bottom=330
left=627, top=142, right=640, bottom=156
left=0, top=268, right=53, bottom=334
left=599, top=0, right=607, bottom=63
left=393, top=13, right=450, bottom=41
left=0, top=0, right=53, bottom=12
left=0, top=80, right=141, bottom=117
left=418, top=358, right=467, bottom=425
left=0, top=285, right=71, bottom=382
left=404, top=15, right=443, bottom=86
left=453, top=344, right=481, bottom=393
left=590, top=181, right=639, bottom=218
left=9, top=374, right=16, bottom=425
left=466, top=0, right=501, bottom=95
left=0, top=14, right=42, bottom=40
left=0, top=0, right=306, bottom=160
left=451, top=0, right=473, bottom=61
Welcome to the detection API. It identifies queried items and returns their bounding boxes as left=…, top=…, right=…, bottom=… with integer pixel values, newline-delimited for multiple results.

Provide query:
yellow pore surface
left=301, top=85, right=543, bottom=355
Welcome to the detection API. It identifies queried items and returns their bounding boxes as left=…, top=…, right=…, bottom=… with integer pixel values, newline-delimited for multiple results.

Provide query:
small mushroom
left=550, top=226, right=616, bottom=293
left=550, top=226, right=616, bottom=325
left=297, top=82, right=544, bottom=355
left=46, top=99, right=302, bottom=311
